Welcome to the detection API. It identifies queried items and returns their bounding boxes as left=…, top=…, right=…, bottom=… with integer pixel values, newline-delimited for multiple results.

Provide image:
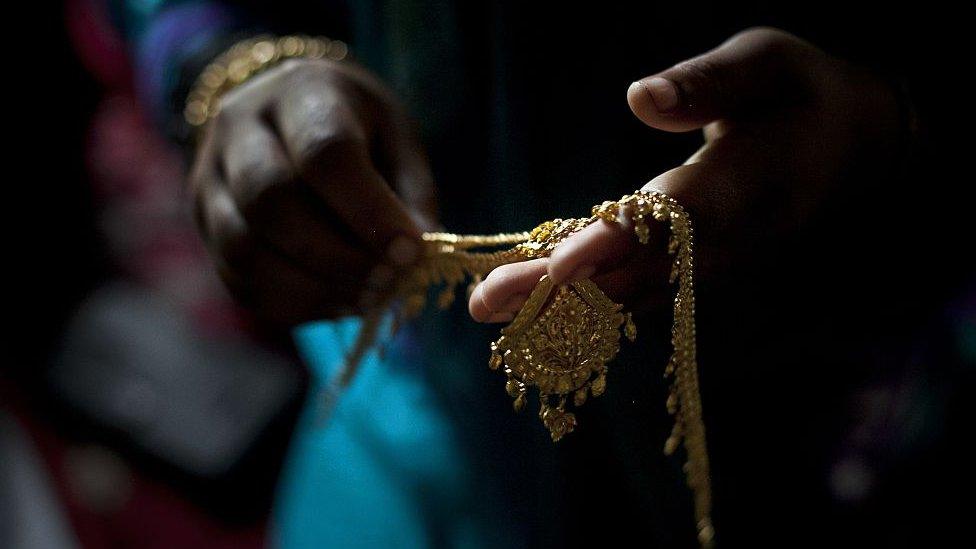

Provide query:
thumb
left=627, top=27, right=813, bottom=132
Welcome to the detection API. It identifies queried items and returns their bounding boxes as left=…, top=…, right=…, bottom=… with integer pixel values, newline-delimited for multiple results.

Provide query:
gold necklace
left=325, top=190, right=714, bottom=548
left=188, top=35, right=714, bottom=549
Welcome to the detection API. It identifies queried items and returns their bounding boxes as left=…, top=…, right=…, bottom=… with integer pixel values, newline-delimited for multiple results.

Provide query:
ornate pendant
left=326, top=189, right=713, bottom=548
left=489, top=275, right=636, bottom=441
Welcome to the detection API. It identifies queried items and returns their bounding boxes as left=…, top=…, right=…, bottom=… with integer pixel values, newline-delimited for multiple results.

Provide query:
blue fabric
left=274, top=317, right=491, bottom=549
left=134, top=1, right=238, bottom=126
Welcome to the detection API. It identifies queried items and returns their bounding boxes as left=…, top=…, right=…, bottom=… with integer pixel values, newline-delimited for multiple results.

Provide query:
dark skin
left=190, top=57, right=435, bottom=325
left=467, top=27, right=900, bottom=322
left=188, top=27, right=900, bottom=326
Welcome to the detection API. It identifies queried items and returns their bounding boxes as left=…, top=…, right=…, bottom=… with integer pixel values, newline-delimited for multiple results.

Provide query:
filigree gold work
left=190, top=34, right=714, bottom=548
left=328, top=190, right=714, bottom=548
left=489, top=276, right=635, bottom=441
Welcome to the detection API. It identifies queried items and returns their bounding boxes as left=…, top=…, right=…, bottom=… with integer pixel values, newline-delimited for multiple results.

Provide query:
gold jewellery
left=184, top=35, right=348, bottom=129
left=490, top=275, right=634, bottom=441
left=350, top=190, right=714, bottom=547
left=188, top=36, right=713, bottom=548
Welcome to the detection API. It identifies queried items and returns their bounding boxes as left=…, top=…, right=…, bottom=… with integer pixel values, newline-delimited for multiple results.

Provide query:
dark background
left=5, top=2, right=973, bottom=548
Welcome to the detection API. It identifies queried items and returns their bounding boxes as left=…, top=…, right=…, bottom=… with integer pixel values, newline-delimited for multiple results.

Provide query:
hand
left=469, top=27, right=901, bottom=323
left=189, top=57, right=436, bottom=325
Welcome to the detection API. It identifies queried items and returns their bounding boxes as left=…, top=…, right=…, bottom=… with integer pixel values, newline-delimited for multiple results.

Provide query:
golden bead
left=513, top=392, right=527, bottom=412
left=591, top=373, right=607, bottom=397
left=573, top=387, right=588, bottom=407
left=489, top=350, right=503, bottom=370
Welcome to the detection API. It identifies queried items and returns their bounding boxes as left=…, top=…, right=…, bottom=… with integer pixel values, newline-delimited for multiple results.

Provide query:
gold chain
left=594, top=191, right=714, bottom=547
left=192, top=36, right=714, bottom=546
left=323, top=190, right=713, bottom=548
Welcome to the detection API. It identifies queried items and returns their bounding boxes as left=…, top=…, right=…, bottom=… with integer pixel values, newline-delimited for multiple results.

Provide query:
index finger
left=273, top=81, right=421, bottom=253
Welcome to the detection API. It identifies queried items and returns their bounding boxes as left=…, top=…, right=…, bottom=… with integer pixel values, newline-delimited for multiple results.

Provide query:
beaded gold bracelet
left=184, top=35, right=349, bottom=129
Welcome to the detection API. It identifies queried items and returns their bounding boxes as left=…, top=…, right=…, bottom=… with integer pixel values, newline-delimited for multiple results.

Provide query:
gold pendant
left=323, top=190, right=714, bottom=548
left=489, top=276, right=636, bottom=441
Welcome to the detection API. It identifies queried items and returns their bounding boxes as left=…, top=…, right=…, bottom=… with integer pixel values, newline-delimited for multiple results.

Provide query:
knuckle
left=230, top=154, right=291, bottom=194
left=226, top=156, right=295, bottom=220
left=482, top=266, right=520, bottom=310
left=213, top=93, right=253, bottom=132
left=733, top=27, right=806, bottom=64
left=673, top=56, right=726, bottom=102
left=217, top=91, right=248, bottom=118
left=276, top=58, right=309, bottom=76
left=643, top=166, right=699, bottom=210
left=278, top=60, right=352, bottom=103
left=212, top=106, right=241, bottom=138
left=674, top=57, right=718, bottom=84
left=736, top=26, right=794, bottom=44
left=279, top=57, right=340, bottom=80
left=295, top=124, right=365, bottom=175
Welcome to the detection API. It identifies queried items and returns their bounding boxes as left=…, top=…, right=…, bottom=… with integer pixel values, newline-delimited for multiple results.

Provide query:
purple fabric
left=135, top=2, right=237, bottom=123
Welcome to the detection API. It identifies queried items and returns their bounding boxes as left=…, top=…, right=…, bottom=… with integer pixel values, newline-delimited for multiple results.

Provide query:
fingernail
left=565, top=264, right=597, bottom=283
left=642, top=77, right=679, bottom=113
left=387, top=236, right=420, bottom=267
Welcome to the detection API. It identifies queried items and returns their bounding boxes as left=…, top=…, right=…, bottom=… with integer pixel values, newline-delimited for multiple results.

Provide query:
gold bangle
left=184, top=34, right=349, bottom=129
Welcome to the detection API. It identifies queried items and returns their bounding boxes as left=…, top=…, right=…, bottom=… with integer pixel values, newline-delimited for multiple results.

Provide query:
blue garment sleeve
left=109, top=1, right=246, bottom=134
left=275, top=317, right=508, bottom=549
